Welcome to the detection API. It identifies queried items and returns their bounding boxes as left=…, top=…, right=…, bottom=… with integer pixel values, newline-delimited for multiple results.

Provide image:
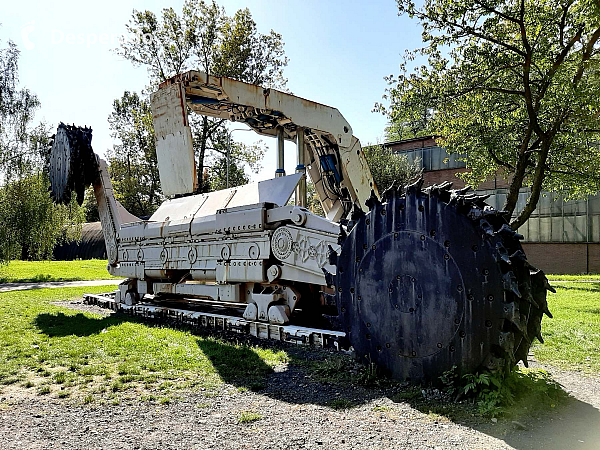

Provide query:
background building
left=384, top=137, right=600, bottom=274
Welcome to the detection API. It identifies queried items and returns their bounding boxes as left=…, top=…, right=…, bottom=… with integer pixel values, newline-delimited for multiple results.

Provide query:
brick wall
left=521, top=243, right=600, bottom=274
left=386, top=137, right=438, bottom=151
left=422, top=168, right=511, bottom=190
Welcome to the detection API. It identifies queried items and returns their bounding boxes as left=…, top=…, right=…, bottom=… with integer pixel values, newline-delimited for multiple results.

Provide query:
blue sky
left=2, top=0, right=423, bottom=181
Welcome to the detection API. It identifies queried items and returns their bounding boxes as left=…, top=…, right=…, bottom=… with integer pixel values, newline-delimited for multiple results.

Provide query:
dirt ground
left=0, top=295, right=598, bottom=449
left=0, top=354, right=598, bottom=449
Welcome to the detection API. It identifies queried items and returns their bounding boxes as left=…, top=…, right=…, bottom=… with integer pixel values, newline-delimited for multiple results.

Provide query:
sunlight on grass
left=533, top=282, right=600, bottom=372
left=0, top=259, right=123, bottom=283
left=546, top=274, right=600, bottom=281
left=0, top=286, right=288, bottom=402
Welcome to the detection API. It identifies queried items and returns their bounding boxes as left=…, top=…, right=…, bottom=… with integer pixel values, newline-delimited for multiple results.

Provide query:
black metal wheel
left=48, top=123, right=97, bottom=205
left=329, top=179, right=554, bottom=382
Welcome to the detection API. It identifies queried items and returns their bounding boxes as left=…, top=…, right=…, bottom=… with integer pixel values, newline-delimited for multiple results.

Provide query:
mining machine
left=47, top=71, right=554, bottom=382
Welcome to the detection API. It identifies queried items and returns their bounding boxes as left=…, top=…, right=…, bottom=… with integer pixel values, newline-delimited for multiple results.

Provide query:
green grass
left=546, top=274, right=600, bottom=281
left=0, top=260, right=122, bottom=283
left=0, top=286, right=288, bottom=402
left=532, top=282, right=600, bottom=372
left=328, top=398, right=354, bottom=410
left=238, top=410, right=262, bottom=423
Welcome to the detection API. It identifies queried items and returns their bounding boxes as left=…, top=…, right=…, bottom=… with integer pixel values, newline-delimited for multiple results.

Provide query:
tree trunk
left=503, top=152, right=529, bottom=219
left=510, top=141, right=551, bottom=230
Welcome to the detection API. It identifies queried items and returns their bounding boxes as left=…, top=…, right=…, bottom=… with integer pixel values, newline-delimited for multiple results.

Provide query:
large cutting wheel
left=48, top=123, right=97, bottom=205
left=332, top=180, right=554, bottom=382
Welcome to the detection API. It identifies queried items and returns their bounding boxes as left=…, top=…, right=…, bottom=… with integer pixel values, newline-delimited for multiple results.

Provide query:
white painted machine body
left=90, top=71, right=377, bottom=325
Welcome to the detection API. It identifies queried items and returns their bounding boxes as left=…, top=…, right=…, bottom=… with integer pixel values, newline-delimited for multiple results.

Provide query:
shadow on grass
left=554, top=282, right=600, bottom=293
left=34, top=312, right=126, bottom=337
left=32, top=310, right=600, bottom=449
left=196, top=339, right=277, bottom=392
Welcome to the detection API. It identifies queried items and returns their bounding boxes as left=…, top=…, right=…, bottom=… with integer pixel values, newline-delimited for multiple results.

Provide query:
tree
left=306, top=180, right=325, bottom=217
left=364, top=144, right=422, bottom=192
left=382, top=0, right=600, bottom=228
left=107, top=91, right=162, bottom=218
left=117, top=0, right=287, bottom=192
left=207, top=156, right=248, bottom=191
left=0, top=174, right=83, bottom=260
left=0, top=39, right=40, bottom=183
left=0, top=37, right=83, bottom=262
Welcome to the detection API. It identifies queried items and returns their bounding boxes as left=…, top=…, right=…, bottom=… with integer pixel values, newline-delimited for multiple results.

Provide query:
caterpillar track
left=327, top=179, right=554, bottom=382
left=80, top=177, right=554, bottom=383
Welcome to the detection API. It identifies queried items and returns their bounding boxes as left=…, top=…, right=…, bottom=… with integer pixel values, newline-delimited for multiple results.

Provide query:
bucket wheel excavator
left=48, top=71, right=553, bottom=382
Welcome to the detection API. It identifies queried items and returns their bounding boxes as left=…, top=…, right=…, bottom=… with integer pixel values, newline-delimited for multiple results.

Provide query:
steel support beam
left=295, top=127, right=307, bottom=207
left=275, top=126, right=285, bottom=178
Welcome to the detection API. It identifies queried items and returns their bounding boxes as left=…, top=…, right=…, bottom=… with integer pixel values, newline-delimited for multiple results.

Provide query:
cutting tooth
left=381, top=181, right=397, bottom=202
left=499, top=332, right=516, bottom=361
left=510, top=250, right=527, bottom=263
left=502, top=271, right=521, bottom=297
left=437, top=181, right=453, bottom=191
left=351, top=202, right=365, bottom=221
left=530, top=270, right=554, bottom=317
left=479, top=219, right=495, bottom=236
left=467, top=207, right=483, bottom=220
left=495, top=223, right=524, bottom=240
left=337, top=224, right=348, bottom=245
left=321, top=268, right=334, bottom=288
left=321, top=292, right=336, bottom=306
left=502, top=303, right=529, bottom=338
left=544, top=278, right=556, bottom=294
left=524, top=293, right=540, bottom=309
left=456, top=185, right=472, bottom=195
left=327, top=245, right=338, bottom=266
left=527, top=314, right=544, bottom=343
left=405, top=176, right=424, bottom=195
left=483, top=355, right=505, bottom=372
left=495, top=242, right=512, bottom=265
left=514, top=342, right=529, bottom=367
left=365, top=189, right=379, bottom=211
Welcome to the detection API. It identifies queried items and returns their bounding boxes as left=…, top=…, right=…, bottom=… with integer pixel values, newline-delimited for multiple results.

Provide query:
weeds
left=372, top=405, right=392, bottom=412
left=238, top=411, right=262, bottom=423
left=328, top=398, right=354, bottom=410
left=439, top=365, right=568, bottom=418
left=37, top=386, right=50, bottom=395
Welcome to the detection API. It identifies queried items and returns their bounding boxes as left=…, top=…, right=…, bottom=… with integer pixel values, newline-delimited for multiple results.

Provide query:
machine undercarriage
left=48, top=71, right=553, bottom=383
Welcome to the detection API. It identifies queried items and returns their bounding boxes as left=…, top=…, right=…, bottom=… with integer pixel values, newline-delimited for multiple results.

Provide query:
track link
left=83, top=293, right=346, bottom=349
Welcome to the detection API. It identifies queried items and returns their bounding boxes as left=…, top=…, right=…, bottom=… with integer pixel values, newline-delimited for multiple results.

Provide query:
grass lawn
left=532, top=281, right=600, bottom=373
left=546, top=274, right=600, bottom=281
left=0, top=286, right=287, bottom=403
left=0, top=260, right=122, bottom=283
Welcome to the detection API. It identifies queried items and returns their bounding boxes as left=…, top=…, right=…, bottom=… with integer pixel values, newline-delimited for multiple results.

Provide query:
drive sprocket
left=48, top=123, right=98, bottom=205
left=330, top=179, right=554, bottom=382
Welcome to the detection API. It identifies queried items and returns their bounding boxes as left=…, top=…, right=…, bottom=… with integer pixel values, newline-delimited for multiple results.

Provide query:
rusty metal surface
left=329, top=180, right=553, bottom=382
left=48, top=123, right=97, bottom=205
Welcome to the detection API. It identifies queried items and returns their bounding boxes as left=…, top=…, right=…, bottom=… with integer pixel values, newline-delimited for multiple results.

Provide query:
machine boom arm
left=151, top=71, right=377, bottom=221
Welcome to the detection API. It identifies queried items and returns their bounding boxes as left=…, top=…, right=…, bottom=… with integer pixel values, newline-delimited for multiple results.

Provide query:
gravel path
left=1, top=363, right=598, bottom=450
left=0, top=383, right=507, bottom=450
left=0, top=279, right=121, bottom=293
left=1, top=294, right=598, bottom=449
